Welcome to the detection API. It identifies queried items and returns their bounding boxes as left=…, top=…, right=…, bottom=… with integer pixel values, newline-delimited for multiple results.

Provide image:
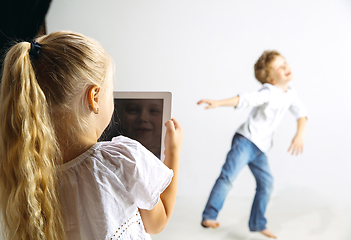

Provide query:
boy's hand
left=197, top=96, right=240, bottom=108
left=197, top=99, right=220, bottom=109
left=288, top=134, right=304, bottom=155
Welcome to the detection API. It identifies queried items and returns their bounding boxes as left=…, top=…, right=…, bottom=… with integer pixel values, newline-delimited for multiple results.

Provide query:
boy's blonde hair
left=0, top=31, right=112, bottom=240
left=254, top=50, right=281, bottom=84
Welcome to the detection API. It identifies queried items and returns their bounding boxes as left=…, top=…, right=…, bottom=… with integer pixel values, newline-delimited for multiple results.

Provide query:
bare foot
left=260, top=229, right=277, bottom=239
left=201, top=219, right=220, bottom=229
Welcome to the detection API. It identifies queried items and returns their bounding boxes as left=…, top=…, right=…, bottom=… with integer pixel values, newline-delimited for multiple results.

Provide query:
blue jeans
left=202, top=133, right=273, bottom=231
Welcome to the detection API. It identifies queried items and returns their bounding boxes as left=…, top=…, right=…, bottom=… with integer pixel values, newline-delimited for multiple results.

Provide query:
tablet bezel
left=112, top=91, right=172, bottom=162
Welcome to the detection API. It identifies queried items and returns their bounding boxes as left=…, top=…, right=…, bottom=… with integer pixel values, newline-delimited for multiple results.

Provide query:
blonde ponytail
left=0, top=42, right=65, bottom=239
left=0, top=31, right=112, bottom=240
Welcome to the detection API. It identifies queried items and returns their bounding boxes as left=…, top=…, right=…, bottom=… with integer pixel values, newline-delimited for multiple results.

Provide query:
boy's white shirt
left=236, top=83, right=308, bottom=153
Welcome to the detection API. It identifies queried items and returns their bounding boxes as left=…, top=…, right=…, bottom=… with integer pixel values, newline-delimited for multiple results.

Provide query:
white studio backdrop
left=47, top=0, right=351, bottom=205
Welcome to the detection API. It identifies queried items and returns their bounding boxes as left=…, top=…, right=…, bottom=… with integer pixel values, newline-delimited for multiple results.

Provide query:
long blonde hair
left=0, top=31, right=111, bottom=239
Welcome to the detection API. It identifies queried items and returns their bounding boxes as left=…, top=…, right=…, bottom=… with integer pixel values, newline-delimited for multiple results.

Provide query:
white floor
left=152, top=187, right=351, bottom=240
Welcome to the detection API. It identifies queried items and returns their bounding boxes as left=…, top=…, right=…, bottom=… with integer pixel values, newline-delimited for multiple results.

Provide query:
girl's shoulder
left=93, top=136, right=171, bottom=178
left=99, top=135, right=146, bottom=158
left=59, top=136, right=149, bottom=172
left=59, top=135, right=172, bottom=187
left=98, top=136, right=160, bottom=168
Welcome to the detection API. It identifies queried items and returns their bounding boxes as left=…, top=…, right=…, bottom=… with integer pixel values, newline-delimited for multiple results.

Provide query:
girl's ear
left=88, top=85, right=100, bottom=114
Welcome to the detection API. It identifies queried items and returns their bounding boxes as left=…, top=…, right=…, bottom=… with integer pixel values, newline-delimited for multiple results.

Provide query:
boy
left=198, top=51, right=308, bottom=239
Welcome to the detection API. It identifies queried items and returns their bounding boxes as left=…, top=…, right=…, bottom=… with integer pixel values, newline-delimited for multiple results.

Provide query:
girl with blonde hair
left=0, top=31, right=182, bottom=240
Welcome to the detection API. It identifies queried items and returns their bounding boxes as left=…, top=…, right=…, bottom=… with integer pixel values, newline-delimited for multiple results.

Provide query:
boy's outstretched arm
left=288, top=117, right=307, bottom=155
left=139, top=118, right=183, bottom=234
left=197, top=96, right=240, bottom=109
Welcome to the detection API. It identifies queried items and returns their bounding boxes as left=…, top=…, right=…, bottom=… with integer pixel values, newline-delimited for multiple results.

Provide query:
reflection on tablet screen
left=100, top=98, right=164, bottom=159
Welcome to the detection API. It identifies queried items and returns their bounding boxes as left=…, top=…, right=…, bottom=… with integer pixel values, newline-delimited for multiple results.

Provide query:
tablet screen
left=99, top=92, right=171, bottom=161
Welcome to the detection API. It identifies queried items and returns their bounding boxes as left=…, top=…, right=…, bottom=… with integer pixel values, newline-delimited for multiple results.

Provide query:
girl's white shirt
left=236, top=83, right=308, bottom=152
left=58, top=136, right=173, bottom=240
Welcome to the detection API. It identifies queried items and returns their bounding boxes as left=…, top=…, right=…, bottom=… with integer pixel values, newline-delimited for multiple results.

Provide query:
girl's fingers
left=165, top=120, right=175, bottom=132
left=171, top=118, right=181, bottom=130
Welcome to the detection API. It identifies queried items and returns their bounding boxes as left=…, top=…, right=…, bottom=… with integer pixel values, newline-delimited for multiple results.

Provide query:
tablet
left=99, top=91, right=172, bottom=162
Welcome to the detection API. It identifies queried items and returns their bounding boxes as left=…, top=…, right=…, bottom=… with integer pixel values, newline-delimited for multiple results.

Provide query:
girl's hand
left=288, top=134, right=304, bottom=155
left=140, top=118, right=182, bottom=234
left=164, top=118, right=183, bottom=157
left=197, top=99, right=220, bottom=109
